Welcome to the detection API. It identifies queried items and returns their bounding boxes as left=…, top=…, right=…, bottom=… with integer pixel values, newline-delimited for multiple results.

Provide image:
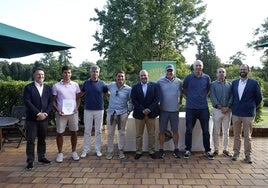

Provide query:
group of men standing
left=22, top=60, right=262, bottom=170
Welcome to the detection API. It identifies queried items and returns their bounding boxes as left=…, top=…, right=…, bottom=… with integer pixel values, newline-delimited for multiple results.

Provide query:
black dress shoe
left=26, top=162, right=33, bottom=170
left=38, top=158, right=51, bottom=164
left=134, top=154, right=142, bottom=160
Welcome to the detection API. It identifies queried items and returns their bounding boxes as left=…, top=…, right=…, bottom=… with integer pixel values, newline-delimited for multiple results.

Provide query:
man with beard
left=231, top=64, right=262, bottom=164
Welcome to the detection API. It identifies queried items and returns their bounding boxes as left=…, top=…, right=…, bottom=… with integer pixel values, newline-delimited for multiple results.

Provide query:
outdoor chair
left=2, top=105, right=26, bottom=148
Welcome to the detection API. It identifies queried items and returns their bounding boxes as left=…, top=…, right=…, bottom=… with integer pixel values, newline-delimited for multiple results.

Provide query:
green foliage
left=248, top=17, right=268, bottom=80
left=196, top=32, right=221, bottom=81
left=90, top=0, right=210, bottom=76
left=228, top=51, right=246, bottom=65
left=0, top=81, right=28, bottom=116
left=264, top=98, right=268, bottom=107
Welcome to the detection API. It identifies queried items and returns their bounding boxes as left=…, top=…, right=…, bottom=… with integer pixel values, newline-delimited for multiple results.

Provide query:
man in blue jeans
left=182, top=60, right=214, bottom=160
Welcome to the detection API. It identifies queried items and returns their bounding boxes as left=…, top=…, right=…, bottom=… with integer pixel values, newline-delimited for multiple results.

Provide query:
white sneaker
left=96, top=151, right=102, bottom=157
left=72, top=152, right=80, bottom=161
left=118, top=150, right=125, bottom=159
left=81, top=151, right=88, bottom=158
left=56, top=153, right=63, bottom=163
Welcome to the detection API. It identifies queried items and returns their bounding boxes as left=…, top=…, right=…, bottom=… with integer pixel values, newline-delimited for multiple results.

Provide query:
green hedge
left=0, top=80, right=108, bottom=126
left=264, top=98, right=268, bottom=107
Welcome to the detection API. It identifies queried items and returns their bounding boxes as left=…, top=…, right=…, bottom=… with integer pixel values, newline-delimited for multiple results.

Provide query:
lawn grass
left=206, top=101, right=268, bottom=127
left=256, top=106, right=268, bottom=127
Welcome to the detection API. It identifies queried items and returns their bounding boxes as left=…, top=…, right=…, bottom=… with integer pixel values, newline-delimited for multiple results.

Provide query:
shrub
left=263, top=98, right=268, bottom=107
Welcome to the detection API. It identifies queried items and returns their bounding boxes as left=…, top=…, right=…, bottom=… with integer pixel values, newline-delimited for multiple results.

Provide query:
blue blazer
left=232, top=78, right=262, bottom=117
left=23, top=82, right=53, bottom=122
left=131, top=82, right=160, bottom=119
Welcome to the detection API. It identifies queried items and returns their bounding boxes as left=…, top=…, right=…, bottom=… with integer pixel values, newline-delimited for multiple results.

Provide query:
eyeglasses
left=167, top=69, right=173, bottom=72
left=116, top=90, right=119, bottom=96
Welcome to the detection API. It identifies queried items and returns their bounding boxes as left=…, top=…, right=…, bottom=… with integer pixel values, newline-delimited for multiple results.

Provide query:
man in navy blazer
left=131, top=70, right=160, bottom=159
left=231, top=64, right=262, bottom=164
left=23, top=67, right=53, bottom=170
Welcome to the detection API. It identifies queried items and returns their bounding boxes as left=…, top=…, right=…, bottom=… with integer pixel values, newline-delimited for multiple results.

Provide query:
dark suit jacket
left=131, top=82, right=160, bottom=119
left=232, top=78, right=262, bottom=117
left=23, top=82, right=53, bottom=122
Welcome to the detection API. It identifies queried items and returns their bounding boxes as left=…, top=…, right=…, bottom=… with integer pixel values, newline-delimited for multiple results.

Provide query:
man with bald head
left=210, top=68, right=233, bottom=157
left=182, top=60, right=214, bottom=160
left=131, top=70, right=160, bottom=160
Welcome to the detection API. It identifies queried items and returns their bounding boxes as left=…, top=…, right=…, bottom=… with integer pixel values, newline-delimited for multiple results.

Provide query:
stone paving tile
left=0, top=135, right=268, bottom=187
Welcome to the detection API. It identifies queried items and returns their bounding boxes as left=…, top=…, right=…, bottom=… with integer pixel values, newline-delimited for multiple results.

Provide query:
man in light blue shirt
left=106, top=71, right=132, bottom=160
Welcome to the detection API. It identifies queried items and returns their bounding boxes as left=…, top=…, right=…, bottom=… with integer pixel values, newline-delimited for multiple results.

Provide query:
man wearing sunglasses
left=210, top=68, right=233, bottom=158
left=105, top=71, right=132, bottom=160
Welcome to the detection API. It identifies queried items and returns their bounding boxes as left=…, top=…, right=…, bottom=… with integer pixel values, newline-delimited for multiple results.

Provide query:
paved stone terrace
left=0, top=130, right=268, bottom=188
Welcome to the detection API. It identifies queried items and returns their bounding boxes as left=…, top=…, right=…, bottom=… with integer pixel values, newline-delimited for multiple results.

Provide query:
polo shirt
left=81, top=79, right=108, bottom=110
left=52, top=80, right=81, bottom=111
left=157, top=77, right=182, bottom=112
left=183, top=72, right=210, bottom=109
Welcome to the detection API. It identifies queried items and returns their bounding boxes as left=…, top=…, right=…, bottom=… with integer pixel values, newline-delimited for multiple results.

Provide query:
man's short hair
left=33, top=67, right=44, bottom=74
left=116, top=70, right=125, bottom=76
left=62, top=66, right=71, bottom=73
left=90, top=65, right=100, bottom=72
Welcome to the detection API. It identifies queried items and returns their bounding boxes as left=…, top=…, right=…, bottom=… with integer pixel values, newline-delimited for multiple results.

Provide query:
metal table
left=0, top=117, right=19, bottom=151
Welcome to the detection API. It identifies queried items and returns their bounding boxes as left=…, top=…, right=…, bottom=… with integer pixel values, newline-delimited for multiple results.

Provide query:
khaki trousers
left=135, top=116, right=156, bottom=154
left=232, top=115, right=254, bottom=156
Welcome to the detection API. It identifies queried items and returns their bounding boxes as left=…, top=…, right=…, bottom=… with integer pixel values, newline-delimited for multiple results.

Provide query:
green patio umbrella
left=256, top=41, right=268, bottom=48
left=0, top=22, right=74, bottom=58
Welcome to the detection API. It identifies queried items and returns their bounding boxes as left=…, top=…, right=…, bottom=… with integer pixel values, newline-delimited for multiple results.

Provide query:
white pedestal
left=124, top=112, right=213, bottom=152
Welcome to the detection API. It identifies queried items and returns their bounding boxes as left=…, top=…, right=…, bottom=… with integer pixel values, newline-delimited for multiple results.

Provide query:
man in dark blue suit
left=23, top=67, right=53, bottom=170
left=231, top=64, right=262, bottom=164
left=131, top=70, right=160, bottom=159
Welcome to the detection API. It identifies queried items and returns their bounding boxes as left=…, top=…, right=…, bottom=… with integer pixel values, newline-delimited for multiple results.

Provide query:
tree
left=196, top=32, right=221, bottom=80
left=78, top=61, right=95, bottom=81
left=248, top=17, right=268, bottom=81
left=90, top=0, right=210, bottom=76
left=1, top=61, right=10, bottom=80
left=228, top=51, right=246, bottom=66
left=58, top=50, right=72, bottom=66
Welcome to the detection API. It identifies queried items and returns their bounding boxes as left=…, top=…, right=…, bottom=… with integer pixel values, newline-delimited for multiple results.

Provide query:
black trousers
left=25, top=120, right=48, bottom=163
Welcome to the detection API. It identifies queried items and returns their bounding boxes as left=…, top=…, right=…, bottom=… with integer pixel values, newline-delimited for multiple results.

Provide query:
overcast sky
left=0, top=0, right=267, bottom=67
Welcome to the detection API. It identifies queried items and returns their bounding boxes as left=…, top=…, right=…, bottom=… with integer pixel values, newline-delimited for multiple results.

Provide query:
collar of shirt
left=165, top=77, right=175, bottom=82
left=89, top=78, right=99, bottom=82
left=239, top=78, right=248, bottom=85
left=216, top=80, right=226, bottom=84
left=60, top=79, right=72, bottom=85
left=34, top=81, right=44, bottom=96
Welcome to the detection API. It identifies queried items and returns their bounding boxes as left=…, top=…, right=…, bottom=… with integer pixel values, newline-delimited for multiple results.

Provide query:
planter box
left=46, top=125, right=268, bottom=137
left=229, top=127, right=268, bottom=137
left=47, top=126, right=86, bottom=136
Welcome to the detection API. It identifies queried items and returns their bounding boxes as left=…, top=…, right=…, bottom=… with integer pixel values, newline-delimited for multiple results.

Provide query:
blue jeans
left=185, top=108, right=211, bottom=152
